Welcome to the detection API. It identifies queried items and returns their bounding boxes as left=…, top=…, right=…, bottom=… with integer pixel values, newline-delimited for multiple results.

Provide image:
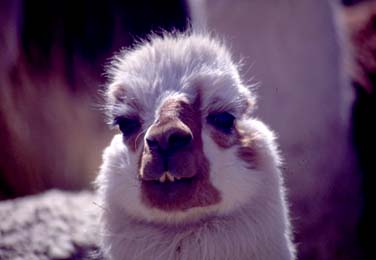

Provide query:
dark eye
left=207, top=112, right=235, bottom=133
left=114, top=117, right=141, bottom=136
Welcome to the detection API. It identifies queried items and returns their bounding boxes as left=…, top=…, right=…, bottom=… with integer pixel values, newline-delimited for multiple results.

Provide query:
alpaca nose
left=146, top=121, right=193, bottom=154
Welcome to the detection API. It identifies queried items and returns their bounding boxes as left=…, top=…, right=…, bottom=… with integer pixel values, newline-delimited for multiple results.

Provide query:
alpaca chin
left=95, top=33, right=296, bottom=260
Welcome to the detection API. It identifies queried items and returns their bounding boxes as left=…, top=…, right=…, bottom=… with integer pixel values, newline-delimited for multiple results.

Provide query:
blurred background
left=0, top=0, right=374, bottom=259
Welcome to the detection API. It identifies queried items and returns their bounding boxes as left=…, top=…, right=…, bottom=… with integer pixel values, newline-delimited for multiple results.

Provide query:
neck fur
left=101, top=199, right=294, bottom=260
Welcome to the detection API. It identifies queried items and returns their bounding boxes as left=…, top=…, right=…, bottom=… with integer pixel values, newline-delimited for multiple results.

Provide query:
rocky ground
left=0, top=190, right=103, bottom=260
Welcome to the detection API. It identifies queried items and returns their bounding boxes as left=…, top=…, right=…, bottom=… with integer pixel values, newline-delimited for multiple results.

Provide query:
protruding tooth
left=166, top=172, right=175, bottom=182
left=159, top=173, right=166, bottom=183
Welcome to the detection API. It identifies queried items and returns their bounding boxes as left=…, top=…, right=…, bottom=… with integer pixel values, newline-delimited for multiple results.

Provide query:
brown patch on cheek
left=175, top=99, right=222, bottom=208
left=236, top=125, right=261, bottom=170
left=179, top=98, right=221, bottom=207
left=208, top=95, right=254, bottom=149
left=190, top=156, right=221, bottom=209
left=209, top=129, right=238, bottom=149
left=162, top=158, right=221, bottom=212
left=208, top=122, right=260, bottom=170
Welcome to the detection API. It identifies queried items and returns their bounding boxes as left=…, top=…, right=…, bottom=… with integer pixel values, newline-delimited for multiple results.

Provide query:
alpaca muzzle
left=139, top=119, right=196, bottom=182
left=137, top=96, right=220, bottom=211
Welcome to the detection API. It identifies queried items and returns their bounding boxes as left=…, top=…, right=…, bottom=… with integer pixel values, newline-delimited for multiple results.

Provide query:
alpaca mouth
left=157, top=171, right=181, bottom=183
left=145, top=174, right=195, bottom=187
left=149, top=171, right=194, bottom=183
left=140, top=173, right=198, bottom=211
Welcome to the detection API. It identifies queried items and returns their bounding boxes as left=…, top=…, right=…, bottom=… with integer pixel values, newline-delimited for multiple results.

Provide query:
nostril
left=168, top=132, right=193, bottom=151
left=146, top=123, right=193, bottom=153
left=146, top=138, right=160, bottom=150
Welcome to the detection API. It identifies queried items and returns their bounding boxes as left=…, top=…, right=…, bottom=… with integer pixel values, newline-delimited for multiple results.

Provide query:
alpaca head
left=97, top=33, right=283, bottom=224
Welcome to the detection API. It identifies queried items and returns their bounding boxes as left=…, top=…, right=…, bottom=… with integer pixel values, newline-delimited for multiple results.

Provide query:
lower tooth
left=159, top=174, right=166, bottom=183
left=166, top=172, right=174, bottom=182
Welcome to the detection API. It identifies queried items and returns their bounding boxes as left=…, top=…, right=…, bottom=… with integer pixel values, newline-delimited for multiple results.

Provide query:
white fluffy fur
left=96, top=33, right=295, bottom=260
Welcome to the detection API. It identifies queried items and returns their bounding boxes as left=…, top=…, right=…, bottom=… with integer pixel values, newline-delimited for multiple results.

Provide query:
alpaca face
left=98, top=34, right=281, bottom=224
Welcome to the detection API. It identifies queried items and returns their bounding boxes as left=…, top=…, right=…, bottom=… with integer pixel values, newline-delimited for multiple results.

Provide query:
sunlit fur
left=95, top=33, right=295, bottom=260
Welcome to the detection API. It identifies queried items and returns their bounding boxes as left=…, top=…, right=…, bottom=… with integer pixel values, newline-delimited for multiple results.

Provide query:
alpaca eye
left=207, top=112, right=235, bottom=133
left=114, top=117, right=141, bottom=136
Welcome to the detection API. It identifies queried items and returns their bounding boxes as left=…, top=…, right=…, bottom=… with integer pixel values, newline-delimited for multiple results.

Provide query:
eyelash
left=207, top=112, right=235, bottom=133
left=114, top=117, right=141, bottom=136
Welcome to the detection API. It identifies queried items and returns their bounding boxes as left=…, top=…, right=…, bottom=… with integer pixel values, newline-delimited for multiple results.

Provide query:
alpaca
left=95, top=33, right=296, bottom=260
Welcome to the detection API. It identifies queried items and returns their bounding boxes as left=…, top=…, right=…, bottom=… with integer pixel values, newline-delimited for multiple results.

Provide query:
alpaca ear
left=240, top=86, right=257, bottom=118
left=104, top=83, right=127, bottom=125
left=107, top=82, right=126, bottom=103
left=245, top=95, right=256, bottom=116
